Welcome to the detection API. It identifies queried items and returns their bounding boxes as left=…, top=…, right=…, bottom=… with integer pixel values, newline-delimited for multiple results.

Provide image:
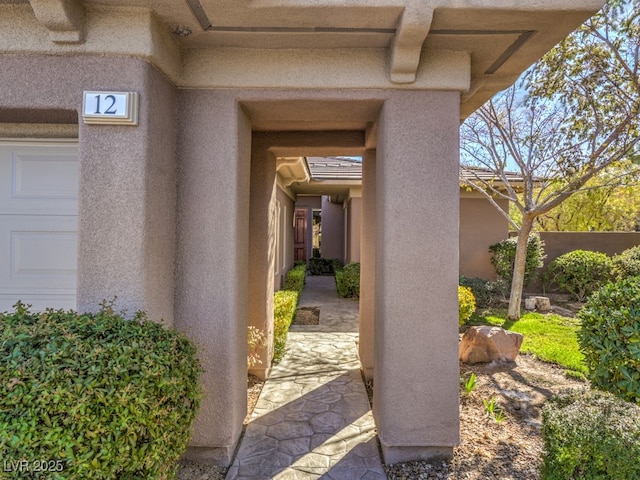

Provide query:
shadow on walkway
left=226, top=275, right=385, bottom=479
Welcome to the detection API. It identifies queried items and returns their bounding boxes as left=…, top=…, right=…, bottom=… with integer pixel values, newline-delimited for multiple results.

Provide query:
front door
left=294, top=209, right=307, bottom=261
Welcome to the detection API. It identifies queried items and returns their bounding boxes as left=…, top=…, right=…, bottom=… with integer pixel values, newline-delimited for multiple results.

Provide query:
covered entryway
left=0, top=141, right=78, bottom=312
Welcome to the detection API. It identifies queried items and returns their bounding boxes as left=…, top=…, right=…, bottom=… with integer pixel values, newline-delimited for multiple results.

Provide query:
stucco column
left=373, top=91, right=460, bottom=463
left=248, top=134, right=276, bottom=380
left=175, top=91, right=251, bottom=466
left=359, top=149, right=376, bottom=380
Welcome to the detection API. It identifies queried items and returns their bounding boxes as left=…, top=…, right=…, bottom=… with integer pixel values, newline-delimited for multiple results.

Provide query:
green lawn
left=468, top=309, right=587, bottom=377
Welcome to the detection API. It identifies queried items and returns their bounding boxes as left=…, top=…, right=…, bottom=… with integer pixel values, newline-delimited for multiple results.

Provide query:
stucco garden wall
left=537, top=232, right=640, bottom=266
left=459, top=196, right=510, bottom=280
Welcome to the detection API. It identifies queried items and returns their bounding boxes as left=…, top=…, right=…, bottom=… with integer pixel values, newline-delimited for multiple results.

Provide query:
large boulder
left=459, top=326, right=524, bottom=364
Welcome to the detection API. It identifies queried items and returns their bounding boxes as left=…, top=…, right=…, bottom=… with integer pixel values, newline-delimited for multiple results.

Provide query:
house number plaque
left=82, top=91, right=139, bottom=125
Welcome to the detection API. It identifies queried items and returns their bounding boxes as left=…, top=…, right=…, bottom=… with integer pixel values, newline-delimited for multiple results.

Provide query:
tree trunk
left=507, top=216, right=535, bottom=320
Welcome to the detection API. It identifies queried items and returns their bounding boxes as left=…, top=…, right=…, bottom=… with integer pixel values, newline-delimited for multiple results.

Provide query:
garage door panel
left=0, top=216, right=78, bottom=289
left=0, top=143, right=78, bottom=215
left=0, top=141, right=78, bottom=312
left=12, top=230, right=78, bottom=278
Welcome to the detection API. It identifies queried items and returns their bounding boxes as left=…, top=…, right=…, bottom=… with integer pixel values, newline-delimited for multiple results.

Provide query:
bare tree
left=460, top=0, right=640, bottom=319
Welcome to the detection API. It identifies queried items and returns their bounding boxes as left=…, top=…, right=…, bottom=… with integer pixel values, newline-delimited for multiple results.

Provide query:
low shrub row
left=542, top=389, right=640, bottom=479
left=0, top=301, right=202, bottom=479
left=273, top=263, right=307, bottom=361
left=543, top=245, right=640, bottom=301
left=335, top=262, right=360, bottom=298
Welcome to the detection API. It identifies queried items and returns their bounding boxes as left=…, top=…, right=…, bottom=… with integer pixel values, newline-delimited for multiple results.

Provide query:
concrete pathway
left=226, top=275, right=386, bottom=480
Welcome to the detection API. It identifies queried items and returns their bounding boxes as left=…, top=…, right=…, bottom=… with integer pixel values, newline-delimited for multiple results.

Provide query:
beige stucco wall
left=346, top=197, right=362, bottom=264
left=275, top=186, right=295, bottom=290
left=321, top=195, right=345, bottom=262
left=0, top=54, right=177, bottom=324
left=537, top=232, right=640, bottom=265
left=459, top=196, right=510, bottom=280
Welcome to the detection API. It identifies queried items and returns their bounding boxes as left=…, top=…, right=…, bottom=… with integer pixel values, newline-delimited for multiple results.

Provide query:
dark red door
left=294, top=209, right=307, bottom=261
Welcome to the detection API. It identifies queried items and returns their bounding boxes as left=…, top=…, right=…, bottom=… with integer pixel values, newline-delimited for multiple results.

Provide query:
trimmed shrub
left=489, top=234, right=545, bottom=287
left=283, top=263, right=306, bottom=292
left=577, top=276, right=640, bottom=403
left=336, top=262, right=360, bottom=298
left=273, top=290, right=299, bottom=361
left=273, top=263, right=307, bottom=361
left=542, top=389, right=640, bottom=479
left=458, top=276, right=504, bottom=307
left=308, top=257, right=334, bottom=275
left=0, top=301, right=202, bottom=480
left=611, top=245, right=640, bottom=280
left=458, top=286, right=476, bottom=326
left=544, top=250, right=612, bottom=302
left=331, top=258, right=344, bottom=274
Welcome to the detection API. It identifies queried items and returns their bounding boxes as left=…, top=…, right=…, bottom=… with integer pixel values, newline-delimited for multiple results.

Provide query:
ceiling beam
left=29, top=0, right=84, bottom=44
left=389, top=3, right=433, bottom=83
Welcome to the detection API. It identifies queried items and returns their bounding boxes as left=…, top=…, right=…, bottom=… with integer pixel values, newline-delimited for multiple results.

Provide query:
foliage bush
left=541, top=389, right=640, bottom=479
left=336, top=262, right=360, bottom=298
left=544, top=250, right=613, bottom=302
left=577, top=276, right=640, bottom=403
left=273, top=263, right=307, bottom=361
left=458, top=286, right=476, bottom=326
left=331, top=258, right=344, bottom=274
left=0, top=301, right=202, bottom=480
left=458, top=276, right=505, bottom=307
left=308, top=257, right=335, bottom=275
left=611, top=245, right=640, bottom=280
left=273, top=290, right=299, bottom=361
left=488, top=234, right=545, bottom=287
left=283, top=263, right=306, bottom=292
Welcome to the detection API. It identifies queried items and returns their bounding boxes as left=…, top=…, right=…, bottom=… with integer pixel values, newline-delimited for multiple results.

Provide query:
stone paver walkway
left=226, top=275, right=386, bottom=480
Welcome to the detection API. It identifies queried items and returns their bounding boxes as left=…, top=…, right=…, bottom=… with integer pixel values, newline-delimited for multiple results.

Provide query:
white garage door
left=0, top=141, right=78, bottom=312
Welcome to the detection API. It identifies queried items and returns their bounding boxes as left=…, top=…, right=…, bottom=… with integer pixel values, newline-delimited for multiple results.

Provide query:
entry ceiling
left=12, top=0, right=604, bottom=117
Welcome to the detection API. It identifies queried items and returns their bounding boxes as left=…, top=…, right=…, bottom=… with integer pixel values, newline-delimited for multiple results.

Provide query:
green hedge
left=0, top=301, right=202, bottom=479
left=283, top=263, right=306, bottom=292
left=273, top=263, right=307, bottom=361
left=578, top=276, right=640, bottom=403
left=335, top=262, right=360, bottom=298
left=542, top=389, right=640, bottom=479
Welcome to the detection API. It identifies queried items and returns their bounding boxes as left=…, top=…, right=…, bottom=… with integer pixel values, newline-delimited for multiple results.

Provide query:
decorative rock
left=534, top=296, right=551, bottom=312
left=459, top=326, right=524, bottom=364
left=551, top=305, right=575, bottom=318
left=524, top=297, right=537, bottom=310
